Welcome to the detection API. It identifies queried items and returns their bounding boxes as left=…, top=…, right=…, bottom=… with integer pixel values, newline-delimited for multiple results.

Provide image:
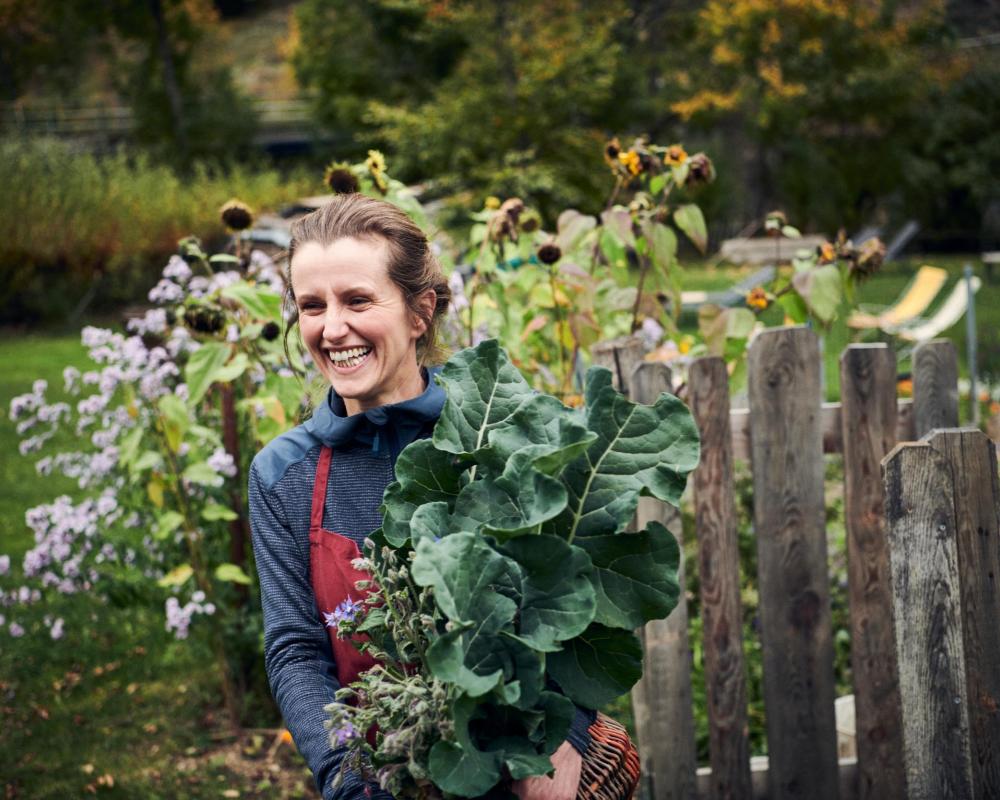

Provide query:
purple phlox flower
left=50, top=617, right=64, bottom=640
left=148, top=279, right=185, bottom=305
left=162, top=255, right=193, bottom=284
left=0, top=555, right=9, bottom=576
left=9, top=622, right=25, bottom=638
left=127, top=308, right=168, bottom=336
left=207, top=448, right=238, bottom=478
left=323, top=596, right=363, bottom=630
left=332, top=720, right=359, bottom=746
left=448, top=270, right=468, bottom=312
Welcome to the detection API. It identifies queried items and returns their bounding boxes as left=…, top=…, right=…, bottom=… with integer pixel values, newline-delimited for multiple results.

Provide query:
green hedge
left=0, top=138, right=314, bottom=324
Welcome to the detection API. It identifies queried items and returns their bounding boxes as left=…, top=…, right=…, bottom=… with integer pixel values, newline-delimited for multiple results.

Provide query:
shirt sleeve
left=566, top=704, right=596, bottom=757
left=248, top=462, right=391, bottom=800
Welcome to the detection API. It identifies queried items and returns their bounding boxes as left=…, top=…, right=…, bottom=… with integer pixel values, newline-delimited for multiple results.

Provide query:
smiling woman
left=249, top=195, right=594, bottom=800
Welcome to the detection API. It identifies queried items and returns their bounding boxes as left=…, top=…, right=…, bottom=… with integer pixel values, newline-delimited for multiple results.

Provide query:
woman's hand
left=511, top=741, right=582, bottom=800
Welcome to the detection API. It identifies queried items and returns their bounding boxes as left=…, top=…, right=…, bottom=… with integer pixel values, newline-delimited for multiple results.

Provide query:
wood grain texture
left=729, top=399, right=916, bottom=461
left=746, top=326, right=839, bottom=800
left=591, top=335, right=647, bottom=396
left=688, top=356, right=752, bottom=800
left=912, top=339, right=959, bottom=437
left=839, top=345, right=905, bottom=799
left=924, top=429, right=1000, bottom=798
left=628, top=362, right=697, bottom=800
left=882, top=442, right=974, bottom=799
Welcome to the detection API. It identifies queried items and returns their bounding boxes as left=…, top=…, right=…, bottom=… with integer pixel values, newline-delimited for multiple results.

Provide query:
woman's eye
left=349, top=296, right=371, bottom=307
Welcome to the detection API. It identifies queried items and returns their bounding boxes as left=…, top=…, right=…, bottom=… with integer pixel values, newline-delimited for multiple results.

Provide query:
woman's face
left=291, top=236, right=431, bottom=415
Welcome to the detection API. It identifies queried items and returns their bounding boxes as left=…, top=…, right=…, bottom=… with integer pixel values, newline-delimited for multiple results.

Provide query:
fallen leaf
left=81, top=764, right=95, bottom=775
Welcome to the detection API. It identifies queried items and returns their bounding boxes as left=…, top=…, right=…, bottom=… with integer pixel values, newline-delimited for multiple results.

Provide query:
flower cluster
left=165, top=591, right=217, bottom=640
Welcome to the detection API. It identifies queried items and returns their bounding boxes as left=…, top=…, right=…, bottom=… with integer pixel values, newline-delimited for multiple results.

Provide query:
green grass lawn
left=0, top=335, right=318, bottom=799
left=2, top=255, right=996, bottom=792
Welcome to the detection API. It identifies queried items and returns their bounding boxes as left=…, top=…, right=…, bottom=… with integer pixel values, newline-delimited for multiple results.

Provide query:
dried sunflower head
left=604, top=137, right=622, bottom=167
left=220, top=199, right=254, bottom=231
left=685, top=152, right=716, bottom=187
left=817, top=241, right=836, bottom=264
left=324, top=162, right=359, bottom=195
left=619, top=149, right=642, bottom=176
left=365, top=150, right=388, bottom=193
left=764, top=210, right=787, bottom=237
left=664, top=144, right=688, bottom=167
left=851, top=238, right=886, bottom=281
left=537, top=243, right=562, bottom=265
left=746, top=286, right=769, bottom=311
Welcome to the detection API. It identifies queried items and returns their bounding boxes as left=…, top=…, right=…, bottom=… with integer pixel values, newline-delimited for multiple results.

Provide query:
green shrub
left=0, top=137, right=314, bottom=324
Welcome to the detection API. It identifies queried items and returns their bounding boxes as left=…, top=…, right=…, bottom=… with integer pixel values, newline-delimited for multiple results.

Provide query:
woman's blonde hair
left=284, top=193, right=451, bottom=366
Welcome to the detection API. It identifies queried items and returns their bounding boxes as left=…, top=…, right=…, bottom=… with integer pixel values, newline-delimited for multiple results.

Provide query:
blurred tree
left=903, top=50, right=1000, bottom=247
left=0, top=0, right=96, bottom=101
left=290, top=0, right=637, bottom=219
left=671, top=0, right=954, bottom=231
left=103, top=0, right=257, bottom=164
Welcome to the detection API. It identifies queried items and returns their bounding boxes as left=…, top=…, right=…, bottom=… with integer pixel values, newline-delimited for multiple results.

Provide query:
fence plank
left=689, top=357, right=752, bottom=800
left=912, top=339, right=959, bottom=437
left=882, top=442, right=974, bottom=799
left=728, top=399, right=915, bottom=460
left=592, top=335, right=647, bottom=396
left=747, top=326, right=839, bottom=800
left=839, top=344, right=905, bottom=799
left=924, top=429, right=1000, bottom=798
left=627, top=362, right=697, bottom=800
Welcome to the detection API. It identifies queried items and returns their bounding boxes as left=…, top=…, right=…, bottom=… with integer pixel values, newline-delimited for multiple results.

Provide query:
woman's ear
left=412, top=289, right=436, bottom=336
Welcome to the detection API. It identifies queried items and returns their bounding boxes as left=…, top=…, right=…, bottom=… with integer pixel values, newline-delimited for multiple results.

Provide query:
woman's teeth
left=329, top=347, right=372, bottom=368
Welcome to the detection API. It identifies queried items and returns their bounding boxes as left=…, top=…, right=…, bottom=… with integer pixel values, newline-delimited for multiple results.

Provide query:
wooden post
left=882, top=441, right=974, bottom=798
left=912, top=339, right=959, bottom=437
left=839, top=344, right=905, bottom=799
left=627, top=362, right=697, bottom=800
left=924, top=429, right=1000, bottom=797
left=747, top=326, right=839, bottom=800
left=591, top=335, right=646, bottom=396
left=688, top=357, right=752, bottom=800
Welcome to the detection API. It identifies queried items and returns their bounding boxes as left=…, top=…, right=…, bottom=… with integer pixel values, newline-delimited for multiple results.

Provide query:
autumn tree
left=672, top=0, right=954, bottom=230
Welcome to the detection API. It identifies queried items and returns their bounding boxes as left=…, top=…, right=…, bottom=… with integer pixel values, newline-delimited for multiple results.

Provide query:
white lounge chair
left=896, top=276, right=981, bottom=343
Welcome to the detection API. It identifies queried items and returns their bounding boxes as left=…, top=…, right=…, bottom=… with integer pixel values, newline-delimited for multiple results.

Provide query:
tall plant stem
left=156, top=418, right=243, bottom=731
left=220, top=384, right=250, bottom=609
left=630, top=254, right=651, bottom=333
left=548, top=265, right=568, bottom=391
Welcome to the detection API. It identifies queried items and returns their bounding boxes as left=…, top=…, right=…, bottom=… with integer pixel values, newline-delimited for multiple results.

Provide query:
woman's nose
left=321, top=305, right=350, bottom=341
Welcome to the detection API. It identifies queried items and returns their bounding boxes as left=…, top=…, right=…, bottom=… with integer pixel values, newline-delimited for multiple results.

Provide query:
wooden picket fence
left=593, top=327, right=1000, bottom=800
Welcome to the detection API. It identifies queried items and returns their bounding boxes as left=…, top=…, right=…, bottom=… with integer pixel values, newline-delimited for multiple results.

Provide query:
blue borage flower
left=323, top=596, right=363, bottom=630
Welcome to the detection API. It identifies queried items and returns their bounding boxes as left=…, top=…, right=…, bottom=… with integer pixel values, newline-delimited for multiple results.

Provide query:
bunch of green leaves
left=327, top=339, right=700, bottom=797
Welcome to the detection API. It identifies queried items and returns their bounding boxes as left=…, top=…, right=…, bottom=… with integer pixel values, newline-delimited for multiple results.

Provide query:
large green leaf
left=501, top=537, right=595, bottom=652
left=673, top=204, right=708, bottom=254
left=577, top=520, right=680, bottom=628
left=547, top=623, right=643, bottom=709
left=220, top=282, right=283, bottom=321
left=184, top=342, right=230, bottom=406
left=432, top=341, right=534, bottom=458
left=381, top=439, right=465, bottom=546
left=411, top=532, right=521, bottom=625
left=792, top=264, right=842, bottom=324
left=485, top=394, right=597, bottom=477
left=556, top=209, right=597, bottom=254
left=428, top=697, right=503, bottom=795
left=639, top=219, right=678, bottom=273
left=450, top=449, right=568, bottom=540
left=557, top=368, right=701, bottom=541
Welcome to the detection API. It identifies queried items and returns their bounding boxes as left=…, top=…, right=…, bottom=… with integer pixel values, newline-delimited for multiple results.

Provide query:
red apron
left=309, top=445, right=379, bottom=687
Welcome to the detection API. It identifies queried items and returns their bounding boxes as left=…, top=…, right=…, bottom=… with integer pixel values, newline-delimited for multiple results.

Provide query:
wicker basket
left=577, top=712, right=640, bottom=800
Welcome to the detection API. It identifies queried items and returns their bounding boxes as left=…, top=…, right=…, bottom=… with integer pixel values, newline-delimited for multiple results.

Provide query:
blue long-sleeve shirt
left=248, top=370, right=592, bottom=800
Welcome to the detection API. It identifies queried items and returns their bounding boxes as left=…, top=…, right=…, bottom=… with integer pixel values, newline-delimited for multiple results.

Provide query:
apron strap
left=310, top=445, right=332, bottom=533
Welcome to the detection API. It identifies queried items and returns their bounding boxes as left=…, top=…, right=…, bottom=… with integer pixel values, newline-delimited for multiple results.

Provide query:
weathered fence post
left=747, top=326, right=839, bottom=800
left=912, top=339, right=959, bottom=436
left=625, top=361, right=697, bottom=800
left=688, top=356, right=752, bottom=800
left=882, top=440, right=974, bottom=798
left=924, top=429, right=1000, bottom=797
left=839, top=344, right=905, bottom=799
left=591, top=335, right=646, bottom=397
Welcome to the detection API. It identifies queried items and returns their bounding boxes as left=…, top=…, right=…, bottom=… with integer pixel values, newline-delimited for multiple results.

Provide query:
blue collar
left=303, top=366, right=445, bottom=456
